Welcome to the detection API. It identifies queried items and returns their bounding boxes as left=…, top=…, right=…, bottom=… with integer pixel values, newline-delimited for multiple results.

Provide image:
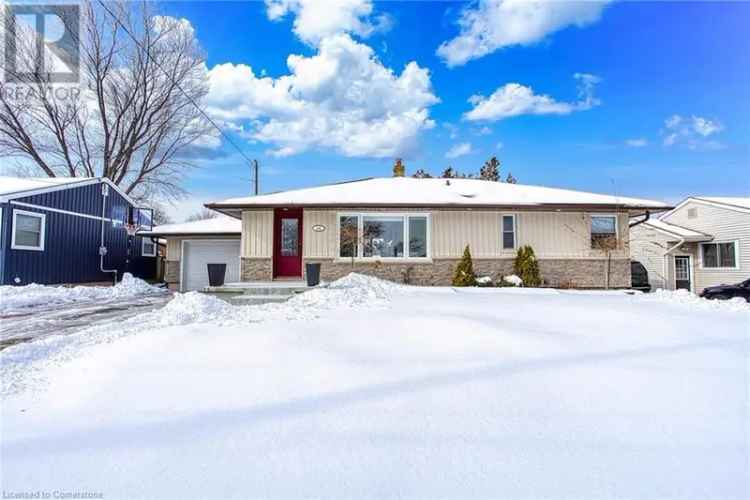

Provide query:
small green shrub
left=452, top=245, right=477, bottom=286
left=513, top=245, right=542, bottom=287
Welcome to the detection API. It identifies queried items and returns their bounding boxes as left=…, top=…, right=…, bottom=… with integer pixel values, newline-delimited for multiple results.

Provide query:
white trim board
left=10, top=200, right=115, bottom=223
left=0, top=177, right=138, bottom=207
left=663, top=197, right=750, bottom=218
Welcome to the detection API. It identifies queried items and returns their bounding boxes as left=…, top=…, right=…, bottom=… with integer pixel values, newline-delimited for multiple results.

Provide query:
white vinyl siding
left=662, top=200, right=749, bottom=291
left=629, top=224, right=671, bottom=290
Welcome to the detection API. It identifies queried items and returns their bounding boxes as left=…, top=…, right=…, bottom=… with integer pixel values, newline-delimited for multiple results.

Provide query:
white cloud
left=437, top=0, right=610, bottom=67
left=496, top=141, right=504, bottom=150
left=662, top=114, right=725, bottom=149
left=625, top=138, right=648, bottom=147
left=265, top=0, right=391, bottom=45
left=446, top=142, right=472, bottom=159
left=691, top=116, right=723, bottom=137
left=464, top=73, right=600, bottom=122
left=206, top=34, right=439, bottom=158
left=475, top=126, right=492, bottom=136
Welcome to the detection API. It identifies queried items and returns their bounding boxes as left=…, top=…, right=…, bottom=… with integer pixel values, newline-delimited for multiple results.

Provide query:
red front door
left=273, top=208, right=303, bottom=278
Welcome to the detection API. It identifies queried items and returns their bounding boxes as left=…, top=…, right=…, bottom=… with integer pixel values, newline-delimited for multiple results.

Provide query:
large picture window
left=591, top=215, right=617, bottom=249
left=11, top=209, right=46, bottom=251
left=701, top=242, right=737, bottom=268
left=339, top=213, right=429, bottom=259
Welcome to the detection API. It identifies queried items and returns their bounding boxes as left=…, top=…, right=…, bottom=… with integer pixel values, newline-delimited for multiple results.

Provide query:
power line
left=95, top=0, right=257, bottom=169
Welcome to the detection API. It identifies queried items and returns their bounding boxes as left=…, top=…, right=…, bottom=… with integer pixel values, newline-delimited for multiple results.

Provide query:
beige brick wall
left=241, top=258, right=273, bottom=281
left=304, top=258, right=630, bottom=288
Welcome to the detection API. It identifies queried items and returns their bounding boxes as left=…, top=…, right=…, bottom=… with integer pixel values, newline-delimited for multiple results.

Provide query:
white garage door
left=182, top=240, right=241, bottom=291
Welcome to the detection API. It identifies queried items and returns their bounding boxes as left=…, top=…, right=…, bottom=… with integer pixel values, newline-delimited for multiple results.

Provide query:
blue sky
left=160, top=1, right=749, bottom=220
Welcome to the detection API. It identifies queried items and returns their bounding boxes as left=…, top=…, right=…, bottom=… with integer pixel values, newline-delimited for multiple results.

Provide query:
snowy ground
left=0, top=274, right=170, bottom=348
left=1, top=275, right=748, bottom=499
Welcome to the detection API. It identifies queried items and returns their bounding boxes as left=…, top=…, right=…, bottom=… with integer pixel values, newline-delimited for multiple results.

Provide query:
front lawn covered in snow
left=1, top=275, right=748, bottom=499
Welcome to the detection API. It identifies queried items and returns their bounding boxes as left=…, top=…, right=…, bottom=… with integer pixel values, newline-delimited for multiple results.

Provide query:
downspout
left=99, top=183, right=118, bottom=285
left=629, top=210, right=651, bottom=228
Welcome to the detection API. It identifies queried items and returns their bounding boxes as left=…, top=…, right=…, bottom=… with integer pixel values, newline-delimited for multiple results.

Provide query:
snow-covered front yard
left=1, top=276, right=748, bottom=499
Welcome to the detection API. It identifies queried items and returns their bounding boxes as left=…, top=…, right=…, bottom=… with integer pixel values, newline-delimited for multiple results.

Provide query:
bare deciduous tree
left=0, top=1, right=213, bottom=201
left=184, top=207, right=217, bottom=222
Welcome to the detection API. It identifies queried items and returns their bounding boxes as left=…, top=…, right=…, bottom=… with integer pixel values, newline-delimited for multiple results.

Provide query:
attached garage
left=138, top=216, right=242, bottom=291
left=181, top=240, right=240, bottom=292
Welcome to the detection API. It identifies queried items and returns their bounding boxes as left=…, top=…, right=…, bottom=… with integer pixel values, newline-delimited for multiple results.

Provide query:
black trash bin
left=305, top=263, right=321, bottom=287
left=207, top=263, right=227, bottom=287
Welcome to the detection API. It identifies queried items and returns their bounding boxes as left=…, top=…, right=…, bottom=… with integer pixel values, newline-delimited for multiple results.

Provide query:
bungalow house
left=0, top=176, right=156, bottom=285
left=155, top=176, right=670, bottom=290
left=630, top=196, right=750, bottom=293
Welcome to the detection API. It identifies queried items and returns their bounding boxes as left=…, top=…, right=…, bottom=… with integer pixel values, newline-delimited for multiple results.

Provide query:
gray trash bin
left=305, top=263, right=321, bottom=286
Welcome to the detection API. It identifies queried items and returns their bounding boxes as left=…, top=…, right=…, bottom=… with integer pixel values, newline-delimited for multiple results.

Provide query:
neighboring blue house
left=0, top=177, right=156, bottom=285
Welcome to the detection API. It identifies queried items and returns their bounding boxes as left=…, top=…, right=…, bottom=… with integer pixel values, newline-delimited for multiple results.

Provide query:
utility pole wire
left=95, top=0, right=256, bottom=167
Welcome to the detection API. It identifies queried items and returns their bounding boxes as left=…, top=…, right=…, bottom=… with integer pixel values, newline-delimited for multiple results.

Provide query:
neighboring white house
left=630, top=197, right=750, bottom=292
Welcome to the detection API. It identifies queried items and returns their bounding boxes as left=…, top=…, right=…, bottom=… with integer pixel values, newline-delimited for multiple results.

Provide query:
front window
left=339, top=216, right=358, bottom=258
left=12, top=210, right=45, bottom=251
left=591, top=215, right=617, bottom=249
left=363, top=216, right=404, bottom=257
left=142, top=238, right=157, bottom=257
left=701, top=242, right=737, bottom=268
left=339, top=214, right=429, bottom=259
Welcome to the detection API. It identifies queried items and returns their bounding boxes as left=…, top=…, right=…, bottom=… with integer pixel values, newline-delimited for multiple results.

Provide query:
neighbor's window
left=701, top=242, right=737, bottom=268
left=591, top=215, right=617, bottom=249
left=12, top=210, right=45, bottom=251
left=502, top=215, right=515, bottom=249
left=142, top=238, right=157, bottom=257
left=339, top=214, right=429, bottom=259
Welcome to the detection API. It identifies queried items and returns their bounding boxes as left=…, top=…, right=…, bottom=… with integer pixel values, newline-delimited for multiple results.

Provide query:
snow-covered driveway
left=0, top=275, right=171, bottom=348
left=1, top=276, right=748, bottom=499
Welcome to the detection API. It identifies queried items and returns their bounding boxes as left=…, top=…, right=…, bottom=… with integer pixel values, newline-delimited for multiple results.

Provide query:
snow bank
left=2, top=277, right=748, bottom=499
left=155, top=272, right=406, bottom=327
left=640, top=288, right=750, bottom=313
left=503, top=274, right=523, bottom=286
left=1, top=273, right=406, bottom=394
left=0, top=273, right=164, bottom=315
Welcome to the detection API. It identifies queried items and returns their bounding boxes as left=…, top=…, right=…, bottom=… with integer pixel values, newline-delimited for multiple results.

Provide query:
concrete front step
left=204, top=283, right=312, bottom=296
left=227, top=294, right=292, bottom=306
